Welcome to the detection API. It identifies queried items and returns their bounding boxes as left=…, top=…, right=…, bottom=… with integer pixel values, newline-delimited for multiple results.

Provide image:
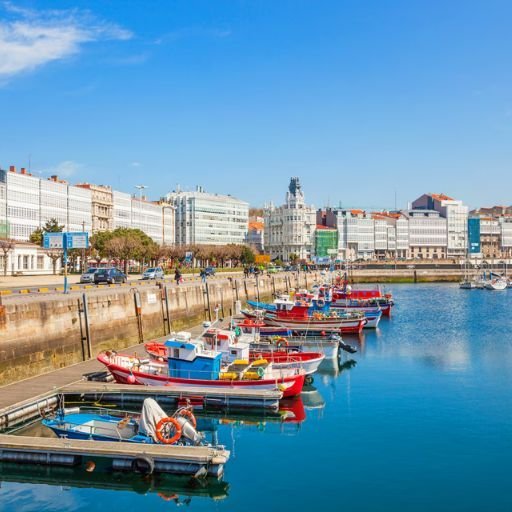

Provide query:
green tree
left=91, top=228, right=159, bottom=273
left=240, top=245, right=255, bottom=265
left=29, top=218, right=64, bottom=246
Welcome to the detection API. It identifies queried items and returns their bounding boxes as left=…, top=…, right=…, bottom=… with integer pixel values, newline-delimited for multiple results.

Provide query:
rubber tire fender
left=131, top=455, right=155, bottom=475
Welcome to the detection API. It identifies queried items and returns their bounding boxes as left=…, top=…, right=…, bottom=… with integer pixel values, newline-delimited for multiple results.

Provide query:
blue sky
left=1, top=0, right=512, bottom=210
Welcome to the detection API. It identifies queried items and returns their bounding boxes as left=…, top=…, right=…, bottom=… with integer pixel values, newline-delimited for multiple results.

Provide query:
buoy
left=127, top=374, right=136, bottom=384
left=85, top=461, right=96, bottom=472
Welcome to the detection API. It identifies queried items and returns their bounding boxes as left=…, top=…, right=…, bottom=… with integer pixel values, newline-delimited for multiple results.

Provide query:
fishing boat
left=145, top=330, right=325, bottom=376
left=98, top=339, right=305, bottom=398
left=331, top=278, right=394, bottom=316
left=247, top=296, right=367, bottom=334
left=295, top=290, right=382, bottom=329
left=43, top=398, right=204, bottom=446
left=234, top=319, right=343, bottom=359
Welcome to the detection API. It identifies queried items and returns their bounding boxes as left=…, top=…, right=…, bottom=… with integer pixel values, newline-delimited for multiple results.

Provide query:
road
left=0, top=271, right=245, bottom=295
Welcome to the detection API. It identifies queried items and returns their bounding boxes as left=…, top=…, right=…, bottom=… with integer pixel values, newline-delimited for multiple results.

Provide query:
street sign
left=43, top=232, right=64, bottom=249
left=42, top=232, right=90, bottom=294
left=43, top=232, right=89, bottom=250
left=66, top=232, right=89, bottom=249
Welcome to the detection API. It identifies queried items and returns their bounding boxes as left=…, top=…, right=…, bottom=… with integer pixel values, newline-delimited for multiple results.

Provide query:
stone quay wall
left=0, top=273, right=316, bottom=385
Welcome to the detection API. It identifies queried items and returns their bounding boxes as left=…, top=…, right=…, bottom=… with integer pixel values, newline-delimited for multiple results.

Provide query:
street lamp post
left=134, top=185, right=148, bottom=273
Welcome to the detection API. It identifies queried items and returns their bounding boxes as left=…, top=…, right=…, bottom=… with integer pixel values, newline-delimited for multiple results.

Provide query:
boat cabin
left=164, top=338, right=222, bottom=380
left=203, top=329, right=251, bottom=363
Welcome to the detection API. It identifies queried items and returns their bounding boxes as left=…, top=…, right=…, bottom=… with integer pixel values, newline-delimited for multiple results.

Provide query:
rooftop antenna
left=394, top=190, right=397, bottom=211
left=28, top=154, right=31, bottom=173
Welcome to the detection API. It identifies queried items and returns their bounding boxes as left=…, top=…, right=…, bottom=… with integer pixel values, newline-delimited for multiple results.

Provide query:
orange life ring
left=276, top=338, right=289, bottom=350
left=155, top=417, right=182, bottom=445
left=175, top=408, right=197, bottom=428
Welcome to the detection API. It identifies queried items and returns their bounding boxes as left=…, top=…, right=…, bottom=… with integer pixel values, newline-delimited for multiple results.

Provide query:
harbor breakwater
left=0, top=273, right=314, bottom=385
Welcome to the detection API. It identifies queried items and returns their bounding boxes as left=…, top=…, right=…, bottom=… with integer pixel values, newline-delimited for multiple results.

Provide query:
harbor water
left=1, top=283, right=512, bottom=511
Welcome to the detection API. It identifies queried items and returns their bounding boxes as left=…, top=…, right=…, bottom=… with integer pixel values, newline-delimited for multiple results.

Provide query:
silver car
left=80, top=267, right=98, bottom=283
left=142, top=267, right=165, bottom=280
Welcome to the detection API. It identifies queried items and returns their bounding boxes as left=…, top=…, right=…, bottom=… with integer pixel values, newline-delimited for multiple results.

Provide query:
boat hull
left=250, top=351, right=325, bottom=375
left=264, top=316, right=366, bottom=334
left=98, top=353, right=305, bottom=398
left=145, top=343, right=324, bottom=375
left=251, top=339, right=339, bottom=360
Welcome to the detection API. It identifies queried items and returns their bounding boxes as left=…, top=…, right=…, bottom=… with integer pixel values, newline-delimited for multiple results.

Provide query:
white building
left=396, top=215, right=409, bottom=258
left=412, top=193, right=468, bottom=257
left=162, top=204, right=176, bottom=246
left=131, top=198, right=166, bottom=245
left=0, top=241, right=62, bottom=275
left=1, top=167, right=40, bottom=241
left=0, top=173, right=6, bottom=238
left=264, top=178, right=316, bottom=261
left=67, top=184, right=92, bottom=233
left=112, top=191, right=175, bottom=245
left=39, top=176, right=68, bottom=229
left=166, top=186, right=249, bottom=246
left=112, top=190, right=132, bottom=230
left=500, top=218, right=512, bottom=252
left=323, top=209, right=375, bottom=260
left=0, top=167, right=92, bottom=241
left=406, top=209, right=447, bottom=259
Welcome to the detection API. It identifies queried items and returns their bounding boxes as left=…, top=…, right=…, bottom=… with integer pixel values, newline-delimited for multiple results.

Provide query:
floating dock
left=61, top=381, right=282, bottom=410
left=0, top=433, right=229, bottom=477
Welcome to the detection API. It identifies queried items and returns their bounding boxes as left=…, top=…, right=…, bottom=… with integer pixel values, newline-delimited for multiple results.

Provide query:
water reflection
left=301, top=384, right=326, bottom=411
left=0, top=461, right=229, bottom=504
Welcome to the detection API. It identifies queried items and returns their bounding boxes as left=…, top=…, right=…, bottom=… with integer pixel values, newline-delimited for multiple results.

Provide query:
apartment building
left=166, top=186, right=249, bottom=246
left=412, top=193, right=468, bottom=257
left=405, top=209, right=448, bottom=259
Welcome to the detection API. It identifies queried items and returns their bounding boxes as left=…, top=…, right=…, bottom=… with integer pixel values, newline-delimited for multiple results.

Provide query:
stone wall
left=0, top=273, right=314, bottom=385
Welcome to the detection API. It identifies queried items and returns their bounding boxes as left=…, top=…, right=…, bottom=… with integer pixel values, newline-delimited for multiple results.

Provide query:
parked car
left=94, top=268, right=127, bottom=285
left=142, top=267, right=164, bottom=280
left=204, top=266, right=216, bottom=277
left=80, top=267, right=98, bottom=283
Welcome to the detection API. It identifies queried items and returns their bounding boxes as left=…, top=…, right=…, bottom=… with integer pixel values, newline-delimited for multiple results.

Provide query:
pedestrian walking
left=174, top=268, right=182, bottom=286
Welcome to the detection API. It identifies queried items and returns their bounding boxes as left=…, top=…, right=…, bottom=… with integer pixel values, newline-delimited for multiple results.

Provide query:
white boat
left=485, top=278, right=508, bottom=290
left=459, top=280, right=476, bottom=289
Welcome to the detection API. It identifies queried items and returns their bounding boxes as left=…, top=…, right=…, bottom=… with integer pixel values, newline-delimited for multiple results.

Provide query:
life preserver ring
left=175, top=408, right=197, bottom=428
left=155, top=417, right=182, bottom=445
left=276, top=338, right=288, bottom=350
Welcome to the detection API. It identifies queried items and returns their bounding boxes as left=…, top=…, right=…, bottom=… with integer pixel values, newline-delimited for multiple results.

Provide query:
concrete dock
left=0, top=433, right=230, bottom=477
